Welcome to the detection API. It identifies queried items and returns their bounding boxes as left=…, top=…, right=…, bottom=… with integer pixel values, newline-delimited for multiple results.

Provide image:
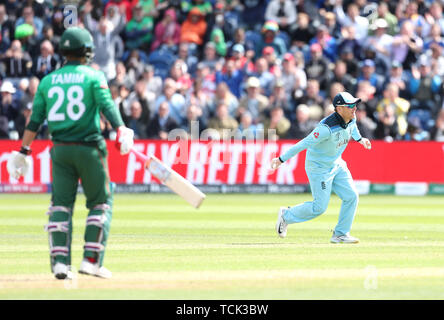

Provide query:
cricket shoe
left=276, top=207, right=288, bottom=238
left=53, top=263, right=73, bottom=280
left=330, top=232, right=359, bottom=244
left=79, top=259, right=112, bottom=279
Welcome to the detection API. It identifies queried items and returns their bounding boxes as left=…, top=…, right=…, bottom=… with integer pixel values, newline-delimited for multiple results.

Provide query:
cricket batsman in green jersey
left=7, top=27, right=134, bottom=279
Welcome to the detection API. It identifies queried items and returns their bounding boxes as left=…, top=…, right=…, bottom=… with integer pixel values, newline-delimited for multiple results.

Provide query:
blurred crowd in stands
left=1, top=0, right=444, bottom=142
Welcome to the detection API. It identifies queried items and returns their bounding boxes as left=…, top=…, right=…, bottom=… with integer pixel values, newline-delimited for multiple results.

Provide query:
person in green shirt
left=7, top=27, right=134, bottom=280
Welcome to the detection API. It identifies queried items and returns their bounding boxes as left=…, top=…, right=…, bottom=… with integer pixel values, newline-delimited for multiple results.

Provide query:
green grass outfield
left=1, top=193, right=444, bottom=300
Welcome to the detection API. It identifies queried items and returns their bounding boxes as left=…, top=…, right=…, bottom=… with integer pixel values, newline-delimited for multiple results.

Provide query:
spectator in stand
left=263, top=105, right=290, bottom=140
left=147, top=100, right=180, bottom=140
left=402, top=1, right=428, bottom=38
left=240, top=0, right=268, bottom=31
left=177, top=42, right=199, bottom=76
left=207, top=102, right=238, bottom=140
left=180, top=8, right=208, bottom=48
left=323, top=82, right=345, bottom=111
left=18, top=76, right=38, bottom=115
left=228, top=44, right=253, bottom=71
left=328, top=59, right=356, bottom=94
left=355, top=103, right=376, bottom=140
left=286, top=104, right=317, bottom=139
left=151, top=8, right=181, bottom=52
left=376, top=83, right=410, bottom=137
left=374, top=102, right=400, bottom=142
left=408, top=56, right=442, bottom=119
left=355, top=80, right=379, bottom=122
left=125, top=100, right=149, bottom=139
left=261, top=46, right=280, bottom=76
left=334, top=0, right=368, bottom=44
left=424, top=2, right=444, bottom=36
left=182, top=103, right=207, bottom=137
left=365, top=18, right=394, bottom=72
left=210, top=28, right=227, bottom=58
left=104, top=0, right=134, bottom=22
left=110, top=61, right=135, bottom=91
left=264, top=0, right=297, bottom=38
left=181, top=0, right=213, bottom=16
left=15, top=5, right=43, bottom=39
left=0, top=4, right=15, bottom=54
left=238, top=111, right=260, bottom=140
left=278, top=52, right=307, bottom=99
left=248, top=56, right=275, bottom=97
left=208, top=81, right=239, bottom=118
left=357, top=59, right=385, bottom=95
left=227, top=27, right=255, bottom=57
left=83, top=2, right=126, bottom=81
left=169, top=59, right=193, bottom=96
left=201, top=41, right=224, bottom=72
left=126, top=78, right=151, bottom=122
left=187, top=79, right=211, bottom=116
left=154, top=78, right=187, bottom=125
left=293, top=79, right=324, bottom=121
left=206, top=2, right=237, bottom=46
left=40, top=25, right=59, bottom=57
left=125, top=49, right=148, bottom=83
left=237, top=77, right=269, bottom=124
left=375, top=1, right=398, bottom=36
left=422, top=22, right=444, bottom=51
left=391, top=19, right=423, bottom=70
left=403, top=117, right=430, bottom=141
left=383, top=60, right=409, bottom=99
left=195, top=62, right=216, bottom=99
left=268, top=79, right=294, bottom=122
left=31, top=40, right=61, bottom=80
left=256, top=20, right=287, bottom=60
left=322, top=10, right=341, bottom=39
left=51, top=8, right=65, bottom=39
left=427, top=42, right=444, bottom=78
left=305, top=43, right=331, bottom=94
left=0, top=40, right=32, bottom=85
left=0, top=81, right=20, bottom=137
left=141, top=64, right=163, bottom=111
left=215, top=58, right=244, bottom=99
left=290, top=12, right=316, bottom=55
left=336, top=25, right=361, bottom=63
left=124, top=3, right=154, bottom=52
left=308, top=24, right=337, bottom=63
left=430, top=109, right=444, bottom=141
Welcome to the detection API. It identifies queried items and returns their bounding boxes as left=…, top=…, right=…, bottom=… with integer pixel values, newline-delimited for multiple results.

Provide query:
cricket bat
left=130, top=148, right=206, bottom=208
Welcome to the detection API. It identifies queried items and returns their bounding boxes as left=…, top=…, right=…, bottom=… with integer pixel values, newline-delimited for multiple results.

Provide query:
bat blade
left=130, top=148, right=206, bottom=208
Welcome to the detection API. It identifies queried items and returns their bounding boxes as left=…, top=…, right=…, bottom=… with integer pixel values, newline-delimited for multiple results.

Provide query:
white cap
left=0, top=81, right=16, bottom=93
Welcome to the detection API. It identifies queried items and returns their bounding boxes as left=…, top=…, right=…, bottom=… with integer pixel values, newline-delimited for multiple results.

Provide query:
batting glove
left=115, top=126, right=134, bottom=155
left=7, top=150, right=32, bottom=179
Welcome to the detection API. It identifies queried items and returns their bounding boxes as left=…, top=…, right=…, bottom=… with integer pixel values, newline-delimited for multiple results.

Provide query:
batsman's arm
left=93, top=71, right=124, bottom=129
left=21, top=82, right=47, bottom=150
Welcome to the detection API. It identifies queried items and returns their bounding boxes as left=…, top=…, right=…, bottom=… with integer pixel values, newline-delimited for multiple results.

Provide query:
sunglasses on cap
left=335, top=103, right=358, bottom=109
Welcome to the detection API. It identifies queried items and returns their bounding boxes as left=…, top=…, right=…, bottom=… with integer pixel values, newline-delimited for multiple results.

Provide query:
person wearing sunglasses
left=271, top=91, right=372, bottom=243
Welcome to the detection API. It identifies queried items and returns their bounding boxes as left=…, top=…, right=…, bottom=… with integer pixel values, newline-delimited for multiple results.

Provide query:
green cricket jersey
left=28, top=61, right=123, bottom=142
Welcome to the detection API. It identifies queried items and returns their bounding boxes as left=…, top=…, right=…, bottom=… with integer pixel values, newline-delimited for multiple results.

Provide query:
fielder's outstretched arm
left=271, top=125, right=330, bottom=169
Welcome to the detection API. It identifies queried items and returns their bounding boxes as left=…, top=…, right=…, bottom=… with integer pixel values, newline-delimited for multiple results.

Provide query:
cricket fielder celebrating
left=7, top=27, right=134, bottom=279
left=270, top=92, right=372, bottom=243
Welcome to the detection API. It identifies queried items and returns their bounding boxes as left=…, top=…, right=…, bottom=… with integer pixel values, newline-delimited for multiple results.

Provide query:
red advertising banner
left=1, top=140, right=444, bottom=184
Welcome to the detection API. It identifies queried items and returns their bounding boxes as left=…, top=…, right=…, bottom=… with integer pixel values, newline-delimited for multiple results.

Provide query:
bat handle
left=130, top=148, right=152, bottom=168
